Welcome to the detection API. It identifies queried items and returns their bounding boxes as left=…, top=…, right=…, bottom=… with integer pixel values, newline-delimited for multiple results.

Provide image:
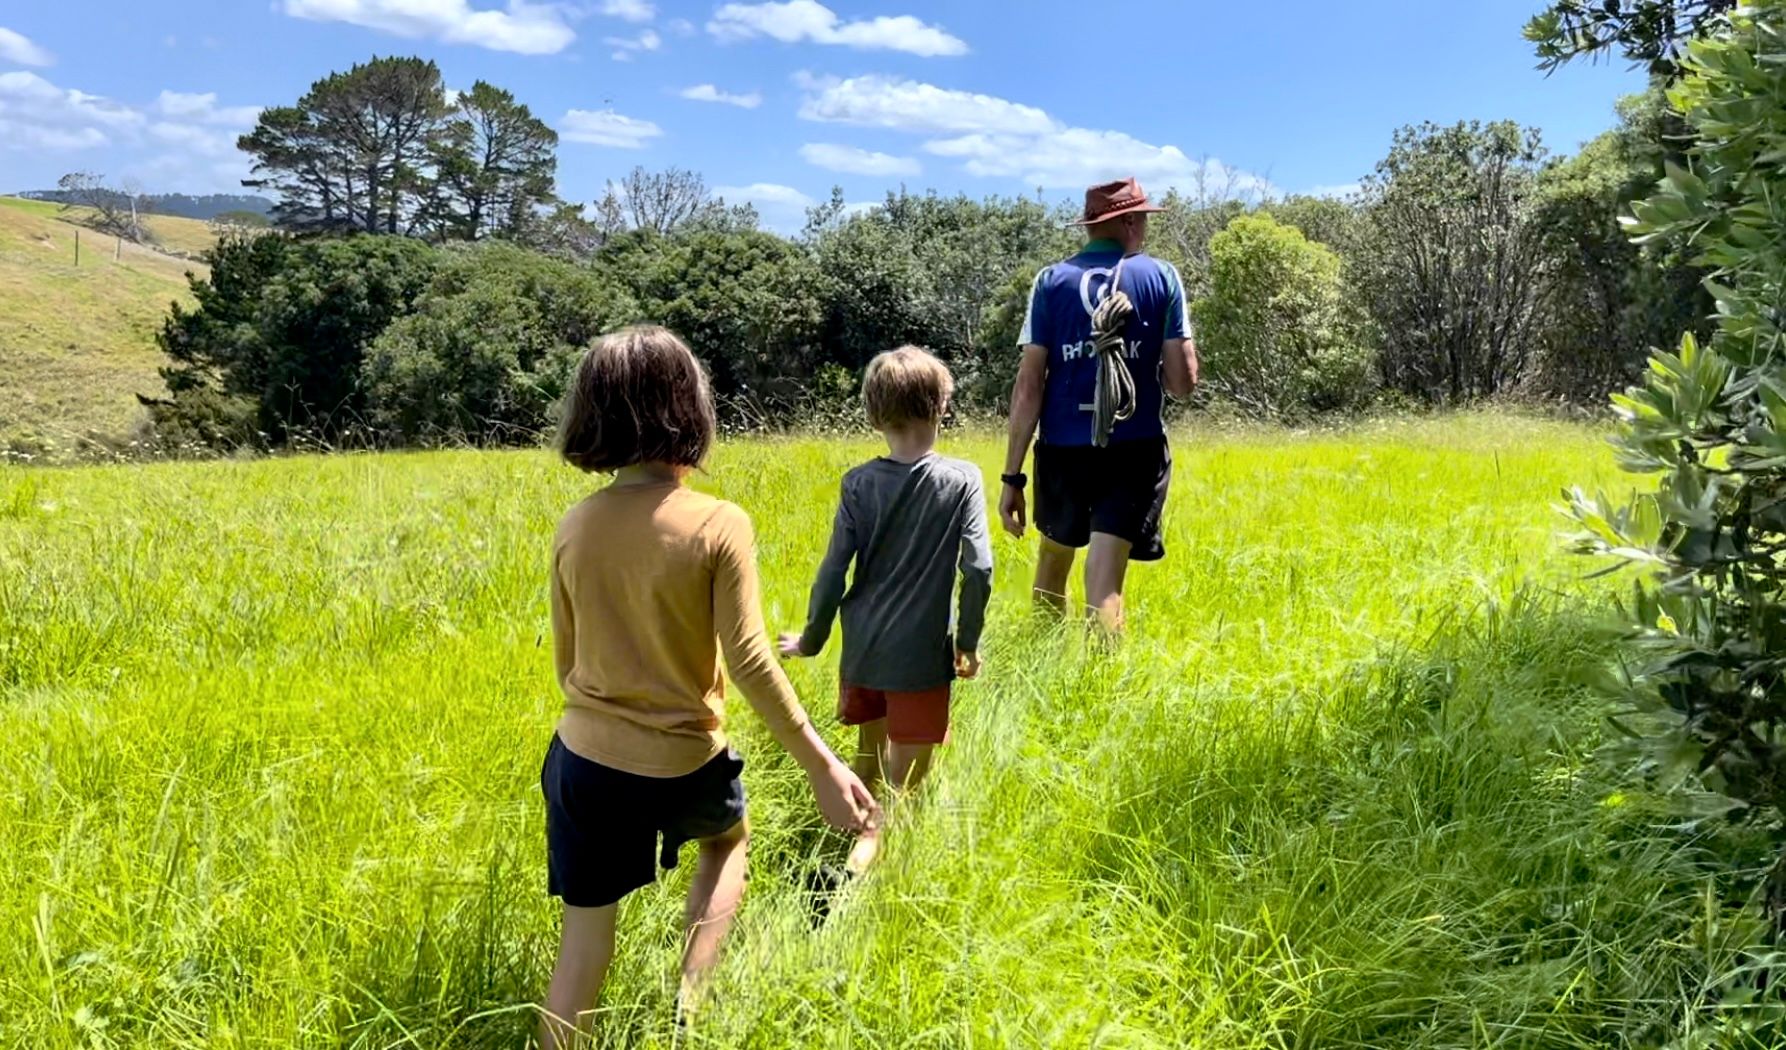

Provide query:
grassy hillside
left=1, top=195, right=220, bottom=257
left=3, top=417, right=1765, bottom=1048
left=0, top=196, right=208, bottom=455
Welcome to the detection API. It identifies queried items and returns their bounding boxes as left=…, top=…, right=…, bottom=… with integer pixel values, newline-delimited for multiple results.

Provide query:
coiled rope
left=1090, top=254, right=1137, bottom=447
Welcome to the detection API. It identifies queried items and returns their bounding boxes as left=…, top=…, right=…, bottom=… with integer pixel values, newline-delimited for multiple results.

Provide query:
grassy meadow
left=0, top=415, right=1767, bottom=1048
left=0, top=196, right=209, bottom=455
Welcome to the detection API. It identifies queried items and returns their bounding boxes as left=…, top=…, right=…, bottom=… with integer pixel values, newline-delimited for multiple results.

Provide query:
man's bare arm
left=1162, top=337, right=1199, bottom=398
left=1005, top=344, right=1049, bottom=475
left=1000, top=344, right=1050, bottom=537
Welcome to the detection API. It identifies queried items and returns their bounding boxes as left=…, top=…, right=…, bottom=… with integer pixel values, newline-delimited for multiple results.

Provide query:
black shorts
left=1033, top=437, right=1172, bottom=562
left=540, top=735, right=746, bottom=909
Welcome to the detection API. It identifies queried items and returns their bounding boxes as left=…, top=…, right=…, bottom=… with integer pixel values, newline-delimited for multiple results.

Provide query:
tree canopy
left=239, top=58, right=557, bottom=241
left=1526, top=0, right=1737, bottom=74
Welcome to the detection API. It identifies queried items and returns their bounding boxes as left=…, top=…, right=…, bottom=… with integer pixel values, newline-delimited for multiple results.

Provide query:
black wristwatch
left=1000, top=472, right=1027, bottom=490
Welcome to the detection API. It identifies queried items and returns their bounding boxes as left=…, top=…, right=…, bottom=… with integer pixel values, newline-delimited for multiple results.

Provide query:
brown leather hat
left=1068, top=177, right=1165, bottom=226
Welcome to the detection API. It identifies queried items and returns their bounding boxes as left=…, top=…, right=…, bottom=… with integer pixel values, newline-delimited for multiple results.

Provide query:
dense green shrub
left=1193, top=214, right=1375, bottom=416
left=1356, top=121, right=1551, bottom=403
left=1528, top=91, right=1713, bottom=402
left=600, top=227, right=824, bottom=403
left=809, top=190, right=1074, bottom=390
left=1262, top=194, right=1364, bottom=257
left=362, top=244, right=638, bottom=445
left=154, top=233, right=440, bottom=445
left=1566, top=5, right=1786, bottom=924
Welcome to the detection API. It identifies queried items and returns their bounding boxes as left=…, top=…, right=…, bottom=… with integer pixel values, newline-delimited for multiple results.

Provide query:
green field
left=0, top=415, right=1759, bottom=1048
left=0, top=196, right=211, bottom=456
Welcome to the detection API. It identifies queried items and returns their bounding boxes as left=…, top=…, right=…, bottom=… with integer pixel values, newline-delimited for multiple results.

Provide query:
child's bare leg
left=887, top=741, right=935, bottom=794
left=843, top=720, right=888, bottom=874
left=678, top=819, right=749, bottom=1013
left=853, top=719, right=887, bottom=794
left=847, top=740, right=936, bottom=874
left=541, top=902, right=617, bottom=1050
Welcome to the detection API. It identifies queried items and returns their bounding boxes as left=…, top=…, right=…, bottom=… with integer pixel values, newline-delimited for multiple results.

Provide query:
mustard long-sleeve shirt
left=550, top=481, right=809, bottom=778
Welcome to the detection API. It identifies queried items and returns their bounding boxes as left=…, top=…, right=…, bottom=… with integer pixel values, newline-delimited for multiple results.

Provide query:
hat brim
left=1066, top=200, right=1166, bottom=226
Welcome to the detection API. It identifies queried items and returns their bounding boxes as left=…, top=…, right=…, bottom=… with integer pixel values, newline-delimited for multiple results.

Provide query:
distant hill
left=17, top=190, right=274, bottom=222
left=0, top=196, right=212, bottom=456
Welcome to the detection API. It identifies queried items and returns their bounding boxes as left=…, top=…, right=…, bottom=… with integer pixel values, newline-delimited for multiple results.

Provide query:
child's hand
left=777, top=632, right=805, bottom=659
left=955, top=649, right=981, bottom=680
left=809, top=760, right=881, bottom=833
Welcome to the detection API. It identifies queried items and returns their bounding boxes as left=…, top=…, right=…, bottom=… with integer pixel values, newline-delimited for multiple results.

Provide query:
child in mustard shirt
left=539, top=326, right=878, bottom=1047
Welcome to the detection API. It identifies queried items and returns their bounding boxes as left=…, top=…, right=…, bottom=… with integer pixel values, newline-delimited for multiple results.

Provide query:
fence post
left=116, top=236, right=122, bottom=261
left=74, top=230, right=80, bottom=267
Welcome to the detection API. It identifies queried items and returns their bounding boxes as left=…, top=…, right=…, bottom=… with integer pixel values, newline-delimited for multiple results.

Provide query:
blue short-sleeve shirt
left=1018, top=240, right=1188, bottom=446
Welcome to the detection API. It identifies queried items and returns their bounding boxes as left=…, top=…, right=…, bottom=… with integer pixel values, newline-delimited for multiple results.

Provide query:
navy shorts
left=1033, top=437, right=1172, bottom=562
left=540, top=735, right=746, bottom=908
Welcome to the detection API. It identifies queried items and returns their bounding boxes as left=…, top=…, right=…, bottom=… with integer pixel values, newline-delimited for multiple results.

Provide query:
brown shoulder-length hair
left=557, top=326, right=717, bottom=473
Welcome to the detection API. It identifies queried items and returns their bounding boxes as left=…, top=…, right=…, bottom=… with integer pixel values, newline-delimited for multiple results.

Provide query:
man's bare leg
left=1084, top=532, right=1134, bottom=635
left=541, top=902, right=618, bottom=1050
left=678, top=819, right=749, bottom=1019
left=1034, top=536, right=1076, bottom=615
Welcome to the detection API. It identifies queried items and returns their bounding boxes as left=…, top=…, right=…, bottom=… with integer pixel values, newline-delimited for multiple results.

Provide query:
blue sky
left=0, top=1, right=1645, bottom=229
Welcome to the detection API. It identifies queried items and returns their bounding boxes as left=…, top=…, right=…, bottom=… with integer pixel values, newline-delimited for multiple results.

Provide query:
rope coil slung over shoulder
left=1090, top=253, right=1138, bottom=447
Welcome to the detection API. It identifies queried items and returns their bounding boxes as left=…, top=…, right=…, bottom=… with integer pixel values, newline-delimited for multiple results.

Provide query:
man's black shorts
left=540, top=734, right=746, bottom=909
left=1033, top=437, right=1171, bottom=562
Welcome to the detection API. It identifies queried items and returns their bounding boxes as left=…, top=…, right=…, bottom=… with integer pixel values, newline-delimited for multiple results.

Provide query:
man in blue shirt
left=999, top=178, right=1199, bottom=631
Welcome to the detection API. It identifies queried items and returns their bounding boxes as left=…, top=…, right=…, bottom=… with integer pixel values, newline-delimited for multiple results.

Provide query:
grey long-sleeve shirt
left=797, top=453, right=994, bottom=692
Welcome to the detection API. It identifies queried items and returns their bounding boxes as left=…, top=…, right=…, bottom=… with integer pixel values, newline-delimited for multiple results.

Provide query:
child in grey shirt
left=781, top=346, right=993, bottom=873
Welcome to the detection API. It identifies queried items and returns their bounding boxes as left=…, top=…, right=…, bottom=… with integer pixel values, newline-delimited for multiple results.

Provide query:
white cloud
left=149, top=121, right=240, bottom=157
left=604, top=27, right=660, bottom=60
left=0, top=70, right=259, bottom=192
left=140, top=92, right=260, bottom=186
left=560, top=108, right=662, bottom=148
left=796, top=72, right=1273, bottom=195
left=0, top=71, right=142, bottom=152
left=132, top=151, right=254, bottom=194
left=668, top=17, right=696, bottom=36
left=156, top=90, right=261, bottom=127
left=0, top=26, right=54, bottom=67
left=709, top=1, right=965, bottom=57
left=713, top=181, right=814, bottom=233
left=796, top=73, right=1051, bottom=136
left=924, top=128, right=1276, bottom=195
left=680, top=83, right=762, bottom=109
left=280, top=0, right=576, bottom=54
left=598, top=0, right=654, bottom=23
left=799, top=142, right=918, bottom=177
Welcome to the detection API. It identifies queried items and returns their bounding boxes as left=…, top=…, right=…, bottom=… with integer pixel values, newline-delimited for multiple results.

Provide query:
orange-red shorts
left=839, top=680, right=951, bottom=744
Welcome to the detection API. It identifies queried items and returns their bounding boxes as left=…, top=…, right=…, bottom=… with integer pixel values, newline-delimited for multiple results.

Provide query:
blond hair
left=863, top=345, right=954, bottom=429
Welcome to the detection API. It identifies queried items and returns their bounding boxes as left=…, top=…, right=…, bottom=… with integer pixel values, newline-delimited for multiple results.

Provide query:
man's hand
left=808, top=760, right=881, bottom=833
left=777, top=632, right=805, bottom=659
left=955, top=648, right=981, bottom=680
left=999, top=483, right=1026, bottom=538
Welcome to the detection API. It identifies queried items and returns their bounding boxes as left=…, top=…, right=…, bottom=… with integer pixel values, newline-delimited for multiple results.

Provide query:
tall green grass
left=0, top=414, right=1764, bottom=1047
